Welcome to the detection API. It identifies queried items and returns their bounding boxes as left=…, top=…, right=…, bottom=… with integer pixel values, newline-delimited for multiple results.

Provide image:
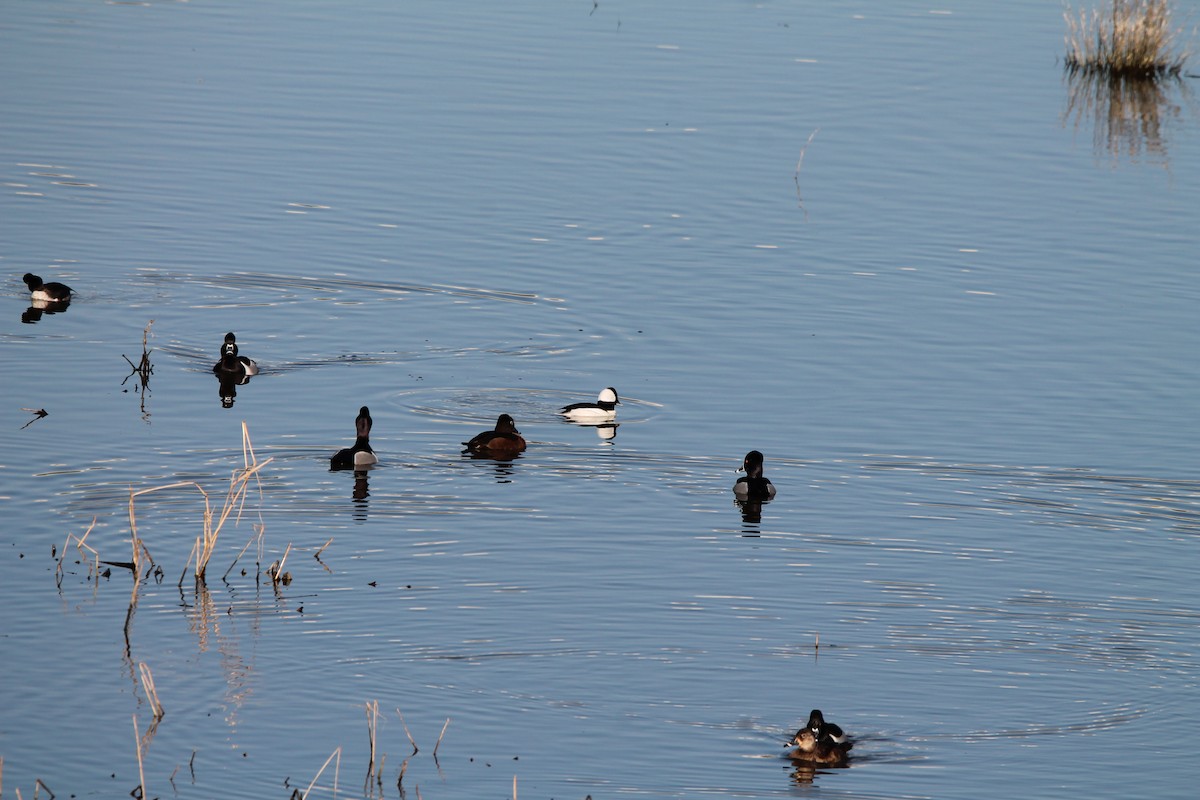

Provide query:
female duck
left=560, top=387, right=620, bottom=422
left=331, top=406, right=378, bottom=469
left=733, top=450, right=776, bottom=500
left=212, top=332, right=259, bottom=381
left=23, top=273, right=73, bottom=303
left=463, top=414, right=527, bottom=457
left=786, top=728, right=851, bottom=766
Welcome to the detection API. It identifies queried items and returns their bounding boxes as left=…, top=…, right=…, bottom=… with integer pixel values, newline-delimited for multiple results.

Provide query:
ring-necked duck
left=331, top=406, right=378, bottom=469
left=733, top=450, right=776, bottom=500
left=212, top=333, right=259, bottom=381
left=786, top=728, right=852, bottom=766
left=23, top=273, right=73, bottom=303
left=463, top=413, right=527, bottom=456
left=560, top=387, right=620, bottom=422
left=804, top=709, right=848, bottom=744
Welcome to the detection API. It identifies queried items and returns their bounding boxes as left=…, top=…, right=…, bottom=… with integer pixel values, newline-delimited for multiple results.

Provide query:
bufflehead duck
left=786, top=728, right=852, bottom=766
left=331, top=406, right=378, bottom=469
left=462, top=413, right=527, bottom=456
left=733, top=450, right=776, bottom=500
left=560, top=387, right=620, bottom=422
left=804, top=709, right=849, bottom=744
left=212, top=333, right=259, bottom=380
left=23, top=273, right=73, bottom=303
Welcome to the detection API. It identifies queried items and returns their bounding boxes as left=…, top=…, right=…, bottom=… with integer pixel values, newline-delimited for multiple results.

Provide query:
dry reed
left=138, top=662, right=165, bottom=719
left=1064, top=0, right=1191, bottom=76
left=300, top=747, right=341, bottom=799
left=127, top=422, right=272, bottom=584
left=56, top=518, right=99, bottom=587
left=364, top=700, right=381, bottom=784
left=133, top=714, right=146, bottom=800
left=433, top=718, right=450, bottom=757
left=396, top=708, right=419, bottom=755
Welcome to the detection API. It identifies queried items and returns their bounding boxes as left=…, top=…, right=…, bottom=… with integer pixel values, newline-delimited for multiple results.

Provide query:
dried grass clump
left=1065, top=0, right=1192, bottom=77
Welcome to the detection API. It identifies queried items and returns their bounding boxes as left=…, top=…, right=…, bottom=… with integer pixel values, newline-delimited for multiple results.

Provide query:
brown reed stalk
left=138, top=662, right=165, bottom=719
left=301, top=747, right=341, bottom=799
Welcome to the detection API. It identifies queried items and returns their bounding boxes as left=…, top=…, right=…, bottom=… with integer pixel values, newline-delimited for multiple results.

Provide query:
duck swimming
left=786, top=728, right=851, bottom=766
left=733, top=450, right=776, bottom=500
left=804, top=708, right=848, bottom=744
left=212, top=332, right=259, bottom=381
left=462, top=413, right=527, bottom=457
left=560, top=387, right=620, bottom=422
left=23, top=273, right=73, bottom=303
left=331, top=406, right=378, bottom=469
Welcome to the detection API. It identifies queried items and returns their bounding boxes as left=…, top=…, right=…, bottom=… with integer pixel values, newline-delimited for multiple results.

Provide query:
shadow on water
left=1062, top=67, right=1197, bottom=166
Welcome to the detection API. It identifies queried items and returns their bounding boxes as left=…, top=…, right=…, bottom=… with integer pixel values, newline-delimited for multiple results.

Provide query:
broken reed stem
left=223, top=532, right=259, bottom=580
left=315, top=537, right=333, bottom=559
left=302, top=747, right=341, bottom=800
left=395, top=708, right=419, bottom=754
left=138, top=662, right=165, bottom=719
left=133, top=714, right=146, bottom=800
left=513, top=774, right=518, bottom=800
left=57, top=518, right=100, bottom=586
left=433, top=718, right=450, bottom=757
left=276, top=543, right=293, bottom=577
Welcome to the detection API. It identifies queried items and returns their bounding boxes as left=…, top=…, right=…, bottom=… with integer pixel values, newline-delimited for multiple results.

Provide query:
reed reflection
left=1063, top=68, right=1194, bottom=165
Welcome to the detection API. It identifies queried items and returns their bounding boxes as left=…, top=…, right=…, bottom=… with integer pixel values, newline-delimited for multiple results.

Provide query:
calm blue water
left=2, top=1, right=1198, bottom=798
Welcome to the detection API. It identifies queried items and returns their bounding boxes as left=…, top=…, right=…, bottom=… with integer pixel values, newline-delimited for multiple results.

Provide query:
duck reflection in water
left=350, top=469, right=371, bottom=521
left=21, top=297, right=72, bottom=324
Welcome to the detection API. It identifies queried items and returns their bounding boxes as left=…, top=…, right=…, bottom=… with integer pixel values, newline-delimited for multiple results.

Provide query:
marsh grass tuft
left=1064, top=0, right=1192, bottom=77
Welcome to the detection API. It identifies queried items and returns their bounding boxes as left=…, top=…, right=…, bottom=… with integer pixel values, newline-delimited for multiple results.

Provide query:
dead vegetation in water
left=126, top=420, right=273, bottom=585
left=1064, top=0, right=1192, bottom=77
left=121, top=319, right=155, bottom=421
left=1062, top=2, right=1196, bottom=164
